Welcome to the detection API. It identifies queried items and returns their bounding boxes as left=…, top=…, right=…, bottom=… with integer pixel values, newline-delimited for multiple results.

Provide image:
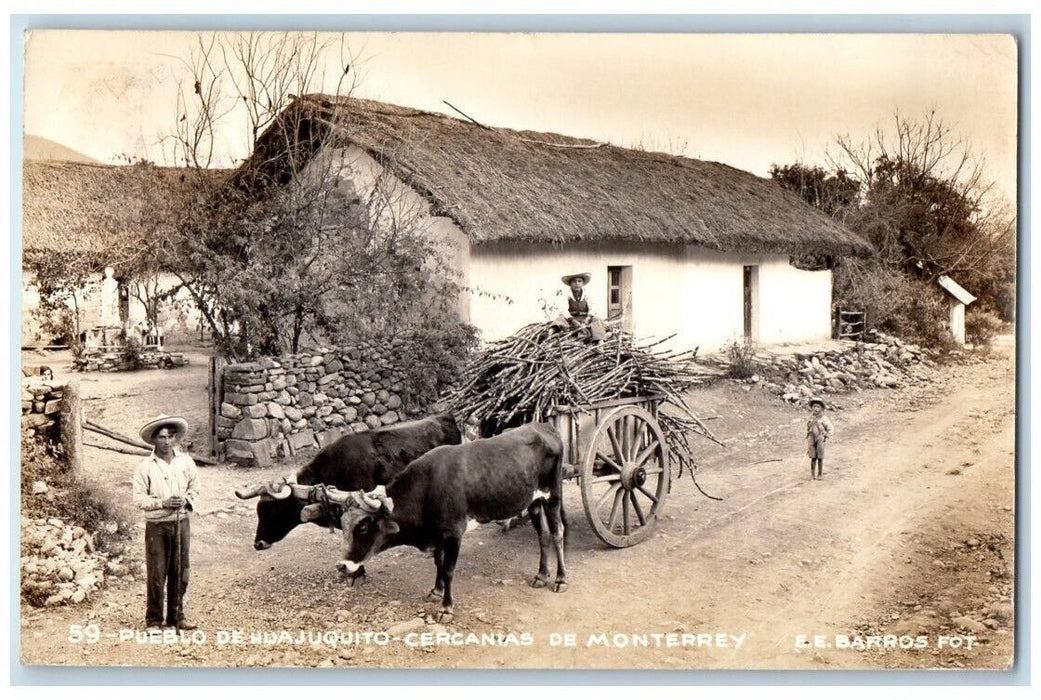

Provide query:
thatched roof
left=21, top=160, right=211, bottom=259
left=240, top=94, right=872, bottom=257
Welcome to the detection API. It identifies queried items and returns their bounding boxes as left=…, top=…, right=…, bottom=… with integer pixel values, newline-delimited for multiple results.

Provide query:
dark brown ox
left=309, top=423, right=567, bottom=621
left=234, top=413, right=461, bottom=557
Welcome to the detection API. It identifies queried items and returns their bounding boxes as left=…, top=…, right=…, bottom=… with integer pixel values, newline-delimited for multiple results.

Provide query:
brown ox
left=309, top=423, right=567, bottom=621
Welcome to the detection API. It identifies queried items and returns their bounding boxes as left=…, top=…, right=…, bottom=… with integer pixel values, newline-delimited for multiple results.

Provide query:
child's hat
left=808, top=396, right=826, bottom=409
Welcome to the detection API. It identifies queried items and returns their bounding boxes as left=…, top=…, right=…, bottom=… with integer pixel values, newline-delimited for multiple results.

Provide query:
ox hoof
left=425, top=589, right=444, bottom=603
left=552, top=581, right=568, bottom=593
left=346, top=572, right=367, bottom=588
left=530, top=576, right=549, bottom=589
left=436, top=609, right=454, bottom=624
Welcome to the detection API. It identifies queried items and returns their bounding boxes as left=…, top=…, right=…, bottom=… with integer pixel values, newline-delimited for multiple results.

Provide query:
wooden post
left=208, top=356, right=226, bottom=458
left=59, top=381, right=83, bottom=476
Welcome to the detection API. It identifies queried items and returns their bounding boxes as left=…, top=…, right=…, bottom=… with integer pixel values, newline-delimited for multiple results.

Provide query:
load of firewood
left=441, top=322, right=723, bottom=477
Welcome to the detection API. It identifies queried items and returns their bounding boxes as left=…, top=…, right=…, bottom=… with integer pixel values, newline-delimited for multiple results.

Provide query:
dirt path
left=19, top=338, right=1016, bottom=670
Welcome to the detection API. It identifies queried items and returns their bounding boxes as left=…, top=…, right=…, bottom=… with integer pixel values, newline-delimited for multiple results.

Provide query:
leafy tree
left=767, top=163, right=861, bottom=219
left=833, top=113, right=1015, bottom=295
left=24, top=251, right=97, bottom=345
left=772, top=112, right=1016, bottom=340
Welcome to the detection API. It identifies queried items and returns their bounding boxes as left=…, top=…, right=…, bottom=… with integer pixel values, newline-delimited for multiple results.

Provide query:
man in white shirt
left=132, top=415, right=200, bottom=631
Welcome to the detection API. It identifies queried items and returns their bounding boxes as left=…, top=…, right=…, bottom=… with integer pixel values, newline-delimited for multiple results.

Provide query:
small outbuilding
left=936, top=274, right=978, bottom=345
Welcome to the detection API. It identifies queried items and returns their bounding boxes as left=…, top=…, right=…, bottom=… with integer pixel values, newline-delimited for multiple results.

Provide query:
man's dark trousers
left=145, top=518, right=190, bottom=627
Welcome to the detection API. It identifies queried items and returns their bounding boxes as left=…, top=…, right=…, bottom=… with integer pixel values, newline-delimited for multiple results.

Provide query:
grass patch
left=724, top=338, right=758, bottom=379
left=21, top=434, right=134, bottom=552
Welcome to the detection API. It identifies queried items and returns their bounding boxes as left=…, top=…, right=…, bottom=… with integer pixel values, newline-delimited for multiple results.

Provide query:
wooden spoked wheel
left=580, top=405, right=669, bottom=548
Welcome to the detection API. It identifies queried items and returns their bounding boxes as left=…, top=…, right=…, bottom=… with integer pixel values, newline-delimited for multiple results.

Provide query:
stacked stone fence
left=21, top=374, right=84, bottom=473
left=216, top=341, right=433, bottom=467
left=21, top=376, right=113, bottom=609
left=21, top=377, right=66, bottom=446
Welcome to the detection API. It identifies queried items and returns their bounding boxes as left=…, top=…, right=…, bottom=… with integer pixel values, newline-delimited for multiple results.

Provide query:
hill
left=23, top=134, right=98, bottom=163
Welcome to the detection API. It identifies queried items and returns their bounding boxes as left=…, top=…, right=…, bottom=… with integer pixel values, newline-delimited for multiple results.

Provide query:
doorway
left=743, top=265, right=759, bottom=341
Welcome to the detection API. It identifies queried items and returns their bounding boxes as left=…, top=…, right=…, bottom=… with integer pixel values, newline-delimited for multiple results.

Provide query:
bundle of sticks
left=442, top=322, right=723, bottom=477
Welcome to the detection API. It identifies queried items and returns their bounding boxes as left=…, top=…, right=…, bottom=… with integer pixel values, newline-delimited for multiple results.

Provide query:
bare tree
left=151, top=32, right=467, bottom=360
left=772, top=111, right=1016, bottom=339
left=828, top=110, right=1015, bottom=284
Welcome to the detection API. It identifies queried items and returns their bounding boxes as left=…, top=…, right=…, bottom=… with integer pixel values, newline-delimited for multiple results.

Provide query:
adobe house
left=20, top=159, right=204, bottom=346
left=237, top=95, right=873, bottom=352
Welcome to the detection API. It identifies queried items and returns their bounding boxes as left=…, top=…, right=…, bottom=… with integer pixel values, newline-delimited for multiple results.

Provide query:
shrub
left=834, top=260, right=955, bottom=350
left=60, top=476, right=135, bottom=552
left=21, top=433, right=65, bottom=506
left=121, top=336, right=143, bottom=370
left=965, top=307, right=1004, bottom=347
left=395, top=322, right=481, bottom=407
left=21, top=433, right=134, bottom=552
left=723, top=338, right=758, bottom=379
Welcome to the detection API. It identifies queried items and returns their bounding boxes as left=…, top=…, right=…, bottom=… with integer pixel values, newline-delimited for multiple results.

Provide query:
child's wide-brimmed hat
left=139, top=414, right=189, bottom=444
left=561, top=272, right=591, bottom=286
left=807, top=397, right=826, bottom=409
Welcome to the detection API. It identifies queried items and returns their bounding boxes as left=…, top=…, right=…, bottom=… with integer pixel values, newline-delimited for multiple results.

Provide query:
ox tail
left=561, top=493, right=569, bottom=553
left=555, top=443, right=568, bottom=553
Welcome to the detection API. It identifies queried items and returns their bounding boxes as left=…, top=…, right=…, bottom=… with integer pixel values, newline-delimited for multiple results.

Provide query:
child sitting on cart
left=553, top=272, right=606, bottom=342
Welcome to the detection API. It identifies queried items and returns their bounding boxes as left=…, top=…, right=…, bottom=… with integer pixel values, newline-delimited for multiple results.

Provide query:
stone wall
left=21, top=377, right=65, bottom=445
left=217, top=342, right=425, bottom=467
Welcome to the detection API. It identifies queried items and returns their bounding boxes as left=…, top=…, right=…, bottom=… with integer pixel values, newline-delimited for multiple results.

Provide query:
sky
left=22, top=31, right=1019, bottom=205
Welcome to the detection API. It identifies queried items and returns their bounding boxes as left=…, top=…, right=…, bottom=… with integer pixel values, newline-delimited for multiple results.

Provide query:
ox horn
left=268, top=481, right=293, bottom=500
left=287, top=483, right=315, bottom=500
left=361, top=485, right=394, bottom=513
left=266, top=474, right=317, bottom=500
left=372, top=485, right=394, bottom=512
left=234, top=483, right=266, bottom=499
left=323, top=487, right=355, bottom=505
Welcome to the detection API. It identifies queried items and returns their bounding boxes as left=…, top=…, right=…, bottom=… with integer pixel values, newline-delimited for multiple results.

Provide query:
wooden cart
left=549, top=393, right=670, bottom=548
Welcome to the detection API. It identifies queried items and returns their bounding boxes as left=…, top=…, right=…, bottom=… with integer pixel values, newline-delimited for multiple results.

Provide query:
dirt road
left=19, top=338, right=1016, bottom=670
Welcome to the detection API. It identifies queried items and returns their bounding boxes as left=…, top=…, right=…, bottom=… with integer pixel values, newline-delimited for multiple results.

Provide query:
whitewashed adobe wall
left=467, top=241, right=833, bottom=353
left=302, top=149, right=832, bottom=353
left=756, top=257, right=832, bottom=345
left=300, top=145, right=470, bottom=319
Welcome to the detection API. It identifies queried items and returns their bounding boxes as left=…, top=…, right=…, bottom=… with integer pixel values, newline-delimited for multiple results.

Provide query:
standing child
left=806, top=397, right=833, bottom=480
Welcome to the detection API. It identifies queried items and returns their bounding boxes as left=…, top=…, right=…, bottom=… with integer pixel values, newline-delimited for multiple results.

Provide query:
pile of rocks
left=219, top=342, right=422, bottom=467
left=21, top=379, right=63, bottom=442
left=748, top=331, right=937, bottom=406
left=21, top=517, right=107, bottom=607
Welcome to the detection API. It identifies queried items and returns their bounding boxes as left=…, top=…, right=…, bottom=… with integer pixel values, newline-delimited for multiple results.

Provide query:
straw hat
left=139, top=414, right=189, bottom=444
left=807, top=397, right=826, bottom=409
left=561, top=272, right=591, bottom=286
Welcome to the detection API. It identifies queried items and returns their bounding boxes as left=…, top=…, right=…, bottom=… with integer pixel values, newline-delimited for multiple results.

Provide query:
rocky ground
left=20, top=518, right=111, bottom=608
left=18, top=336, right=1017, bottom=671
left=729, top=329, right=942, bottom=407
